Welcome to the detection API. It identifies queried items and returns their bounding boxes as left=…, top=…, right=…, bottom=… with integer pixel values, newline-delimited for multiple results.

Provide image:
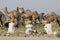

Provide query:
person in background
left=25, top=19, right=36, bottom=34
left=44, top=21, right=53, bottom=34
left=7, top=17, right=16, bottom=33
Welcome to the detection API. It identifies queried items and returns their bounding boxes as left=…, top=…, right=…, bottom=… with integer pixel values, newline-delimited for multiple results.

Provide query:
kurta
left=44, top=23, right=53, bottom=34
left=7, top=22, right=15, bottom=33
left=25, top=24, right=33, bottom=34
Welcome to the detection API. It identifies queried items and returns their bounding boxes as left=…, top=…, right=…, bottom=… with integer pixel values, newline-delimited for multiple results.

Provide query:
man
left=7, top=17, right=16, bottom=33
left=44, top=21, right=53, bottom=34
left=25, top=19, right=36, bottom=34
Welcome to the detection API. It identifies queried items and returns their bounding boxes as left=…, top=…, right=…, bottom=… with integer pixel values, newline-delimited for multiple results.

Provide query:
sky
left=0, top=0, right=60, bottom=15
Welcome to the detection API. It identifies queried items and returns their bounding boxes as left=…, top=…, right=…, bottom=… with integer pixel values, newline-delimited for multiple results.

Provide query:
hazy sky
left=0, top=0, right=60, bottom=15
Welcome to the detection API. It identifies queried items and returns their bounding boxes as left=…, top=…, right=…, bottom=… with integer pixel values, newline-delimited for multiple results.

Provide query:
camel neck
left=1, top=10, right=9, bottom=21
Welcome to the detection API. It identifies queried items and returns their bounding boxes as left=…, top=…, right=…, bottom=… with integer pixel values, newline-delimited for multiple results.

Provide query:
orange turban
left=10, top=17, right=14, bottom=22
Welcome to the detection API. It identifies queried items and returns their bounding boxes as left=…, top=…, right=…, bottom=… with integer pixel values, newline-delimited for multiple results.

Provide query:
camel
left=1, top=7, right=20, bottom=27
left=39, top=12, right=45, bottom=21
left=45, top=12, right=60, bottom=26
left=32, top=11, right=39, bottom=24
left=45, top=12, right=57, bottom=22
left=56, top=15, right=60, bottom=26
left=21, top=10, right=40, bottom=24
left=0, top=7, right=9, bottom=27
left=15, top=7, right=25, bottom=26
left=20, top=9, right=32, bottom=25
left=0, top=11, right=6, bottom=27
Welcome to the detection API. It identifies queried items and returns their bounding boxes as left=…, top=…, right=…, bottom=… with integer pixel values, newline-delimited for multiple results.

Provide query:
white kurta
left=25, top=24, right=33, bottom=34
left=44, top=23, right=53, bottom=34
left=7, top=22, right=15, bottom=33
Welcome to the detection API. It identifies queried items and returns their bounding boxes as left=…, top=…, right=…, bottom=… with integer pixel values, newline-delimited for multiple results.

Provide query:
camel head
left=1, top=7, right=8, bottom=13
left=45, top=12, right=57, bottom=23
left=19, top=7, right=25, bottom=13
left=25, top=9, right=32, bottom=15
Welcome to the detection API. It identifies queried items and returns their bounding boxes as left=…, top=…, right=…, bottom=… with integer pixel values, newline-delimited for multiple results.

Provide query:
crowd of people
left=5, top=16, right=58, bottom=35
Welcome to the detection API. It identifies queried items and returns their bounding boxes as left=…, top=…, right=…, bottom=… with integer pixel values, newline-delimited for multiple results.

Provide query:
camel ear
left=16, top=7, right=19, bottom=11
left=1, top=7, right=7, bottom=12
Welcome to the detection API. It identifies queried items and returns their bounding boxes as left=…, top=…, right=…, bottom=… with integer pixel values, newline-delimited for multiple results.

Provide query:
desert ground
left=0, top=37, right=60, bottom=40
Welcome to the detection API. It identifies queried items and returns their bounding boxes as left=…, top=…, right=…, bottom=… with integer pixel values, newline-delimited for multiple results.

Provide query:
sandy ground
left=0, top=37, right=60, bottom=40
left=0, top=33, right=60, bottom=40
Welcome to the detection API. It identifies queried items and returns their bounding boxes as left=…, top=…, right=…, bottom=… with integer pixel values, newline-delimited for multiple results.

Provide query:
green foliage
left=51, top=22, right=60, bottom=31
